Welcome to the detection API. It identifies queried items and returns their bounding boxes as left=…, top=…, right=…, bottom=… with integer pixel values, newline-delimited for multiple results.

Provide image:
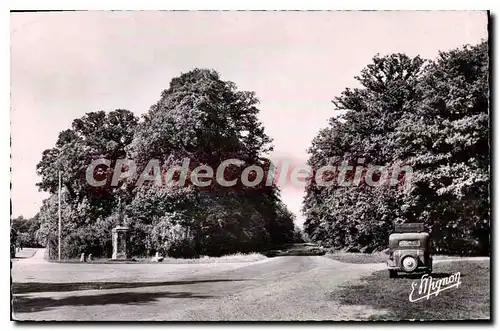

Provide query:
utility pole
left=58, top=170, right=62, bottom=261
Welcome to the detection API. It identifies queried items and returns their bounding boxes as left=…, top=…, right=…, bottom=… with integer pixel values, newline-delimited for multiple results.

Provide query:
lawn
left=159, top=252, right=267, bottom=264
left=263, top=243, right=326, bottom=257
left=325, top=251, right=389, bottom=264
left=49, top=252, right=268, bottom=264
left=330, top=260, right=490, bottom=321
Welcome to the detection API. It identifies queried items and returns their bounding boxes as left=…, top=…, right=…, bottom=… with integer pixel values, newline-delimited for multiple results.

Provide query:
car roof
left=389, top=232, right=430, bottom=240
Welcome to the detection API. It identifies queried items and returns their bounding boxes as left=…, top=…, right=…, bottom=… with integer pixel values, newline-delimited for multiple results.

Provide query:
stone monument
left=112, top=225, right=130, bottom=260
left=111, top=195, right=130, bottom=260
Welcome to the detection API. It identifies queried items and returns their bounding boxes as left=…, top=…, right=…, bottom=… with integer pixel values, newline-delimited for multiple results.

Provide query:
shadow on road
left=13, top=290, right=214, bottom=314
left=12, top=279, right=251, bottom=294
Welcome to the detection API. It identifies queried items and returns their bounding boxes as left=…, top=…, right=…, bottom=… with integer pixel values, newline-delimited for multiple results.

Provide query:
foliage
left=34, top=69, right=296, bottom=258
left=34, top=109, right=140, bottom=258
left=303, top=42, right=489, bottom=255
left=11, top=215, right=43, bottom=248
left=125, top=69, right=295, bottom=257
left=35, top=194, right=116, bottom=259
left=36, top=109, right=138, bottom=200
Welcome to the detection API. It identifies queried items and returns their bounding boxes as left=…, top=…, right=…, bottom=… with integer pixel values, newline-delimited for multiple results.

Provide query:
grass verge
left=160, top=252, right=267, bottom=264
left=330, top=260, right=490, bottom=321
left=48, top=252, right=267, bottom=264
left=325, top=251, right=389, bottom=264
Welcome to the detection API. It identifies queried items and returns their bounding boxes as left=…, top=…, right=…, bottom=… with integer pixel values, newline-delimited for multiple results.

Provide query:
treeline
left=303, top=41, right=490, bottom=255
left=11, top=216, right=43, bottom=248
left=34, top=69, right=299, bottom=259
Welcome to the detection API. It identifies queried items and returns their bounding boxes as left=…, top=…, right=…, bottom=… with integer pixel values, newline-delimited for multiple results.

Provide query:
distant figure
left=155, top=252, right=164, bottom=262
left=151, top=251, right=164, bottom=262
left=87, top=254, right=93, bottom=262
left=80, top=253, right=86, bottom=262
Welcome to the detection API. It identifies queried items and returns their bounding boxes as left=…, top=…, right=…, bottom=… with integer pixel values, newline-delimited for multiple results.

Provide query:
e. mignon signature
left=409, top=272, right=462, bottom=302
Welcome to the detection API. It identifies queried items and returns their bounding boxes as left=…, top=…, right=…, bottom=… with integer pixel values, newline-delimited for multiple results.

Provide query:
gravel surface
left=11, top=249, right=488, bottom=321
left=12, top=249, right=389, bottom=320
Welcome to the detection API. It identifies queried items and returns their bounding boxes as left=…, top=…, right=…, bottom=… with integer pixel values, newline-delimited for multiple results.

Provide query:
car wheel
left=401, top=256, right=418, bottom=272
left=389, top=270, right=398, bottom=278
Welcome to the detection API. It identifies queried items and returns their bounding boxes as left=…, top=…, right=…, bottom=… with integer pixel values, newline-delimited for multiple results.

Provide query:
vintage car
left=387, top=223, right=432, bottom=278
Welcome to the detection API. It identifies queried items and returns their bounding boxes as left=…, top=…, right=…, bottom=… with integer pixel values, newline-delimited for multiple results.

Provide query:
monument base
left=111, top=226, right=130, bottom=260
left=112, top=252, right=128, bottom=260
left=107, top=258, right=136, bottom=263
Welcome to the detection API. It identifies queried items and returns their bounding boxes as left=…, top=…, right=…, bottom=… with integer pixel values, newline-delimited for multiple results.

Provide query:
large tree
left=395, top=41, right=489, bottom=254
left=127, top=69, right=295, bottom=256
left=303, top=42, right=489, bottom=255
left=35, top=109, right=139, bottom=258
left=34, top=71, right=296, bottom=258
left=303, top=53, right=425, bottom=251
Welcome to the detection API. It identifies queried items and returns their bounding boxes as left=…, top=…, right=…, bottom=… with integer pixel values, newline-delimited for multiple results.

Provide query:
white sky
left=10, top=11, right=488, bottom=225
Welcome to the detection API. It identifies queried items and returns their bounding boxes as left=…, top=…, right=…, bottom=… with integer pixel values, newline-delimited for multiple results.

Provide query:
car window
left=398, top=240, right=421, bottom=247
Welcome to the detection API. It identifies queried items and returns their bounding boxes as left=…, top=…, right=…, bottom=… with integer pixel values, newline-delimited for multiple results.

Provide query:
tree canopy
left=127, top=69, right=294, bottom=257
left=34, top=69, right=296, bottom=258
left=303, top=41, right=489, bottom=255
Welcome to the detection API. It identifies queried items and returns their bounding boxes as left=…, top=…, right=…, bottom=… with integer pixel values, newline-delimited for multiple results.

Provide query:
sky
left=10, top=11, right=488, bottom=226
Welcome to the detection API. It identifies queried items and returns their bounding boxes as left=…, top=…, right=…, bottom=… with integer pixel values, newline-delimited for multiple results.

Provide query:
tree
left=128, top=69, right=295, bottom=256
left=303, top=41, right=489, bottom=255
left=395, top=41, right=489, bottom=254
left=304, top=53, right=425, bottom=252
left=129, top=69, right=272, bottom=168
left=34, top=69, right=297, bottom=258
left=11, top=215, right=42, bottom=248
left=37, top=109, right=138, bottom=202
left=35, top=110, right=139, bottom=258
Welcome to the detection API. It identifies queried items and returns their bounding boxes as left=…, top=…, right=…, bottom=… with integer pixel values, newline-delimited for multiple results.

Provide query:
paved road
left=11, top=249, right=488, bottom=321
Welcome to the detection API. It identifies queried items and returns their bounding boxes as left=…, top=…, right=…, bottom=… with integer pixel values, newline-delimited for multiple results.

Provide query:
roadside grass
left=48, top=252, right=267, bottom=264
left=49, top=243, right=327, bottom=263
left=263, top=243, right=326, bottom=257
left=330, top=260, right=490, bottom=321
left=325, top=251, right=389, bottom=264
left=160, top=252, right=267, bottom=264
